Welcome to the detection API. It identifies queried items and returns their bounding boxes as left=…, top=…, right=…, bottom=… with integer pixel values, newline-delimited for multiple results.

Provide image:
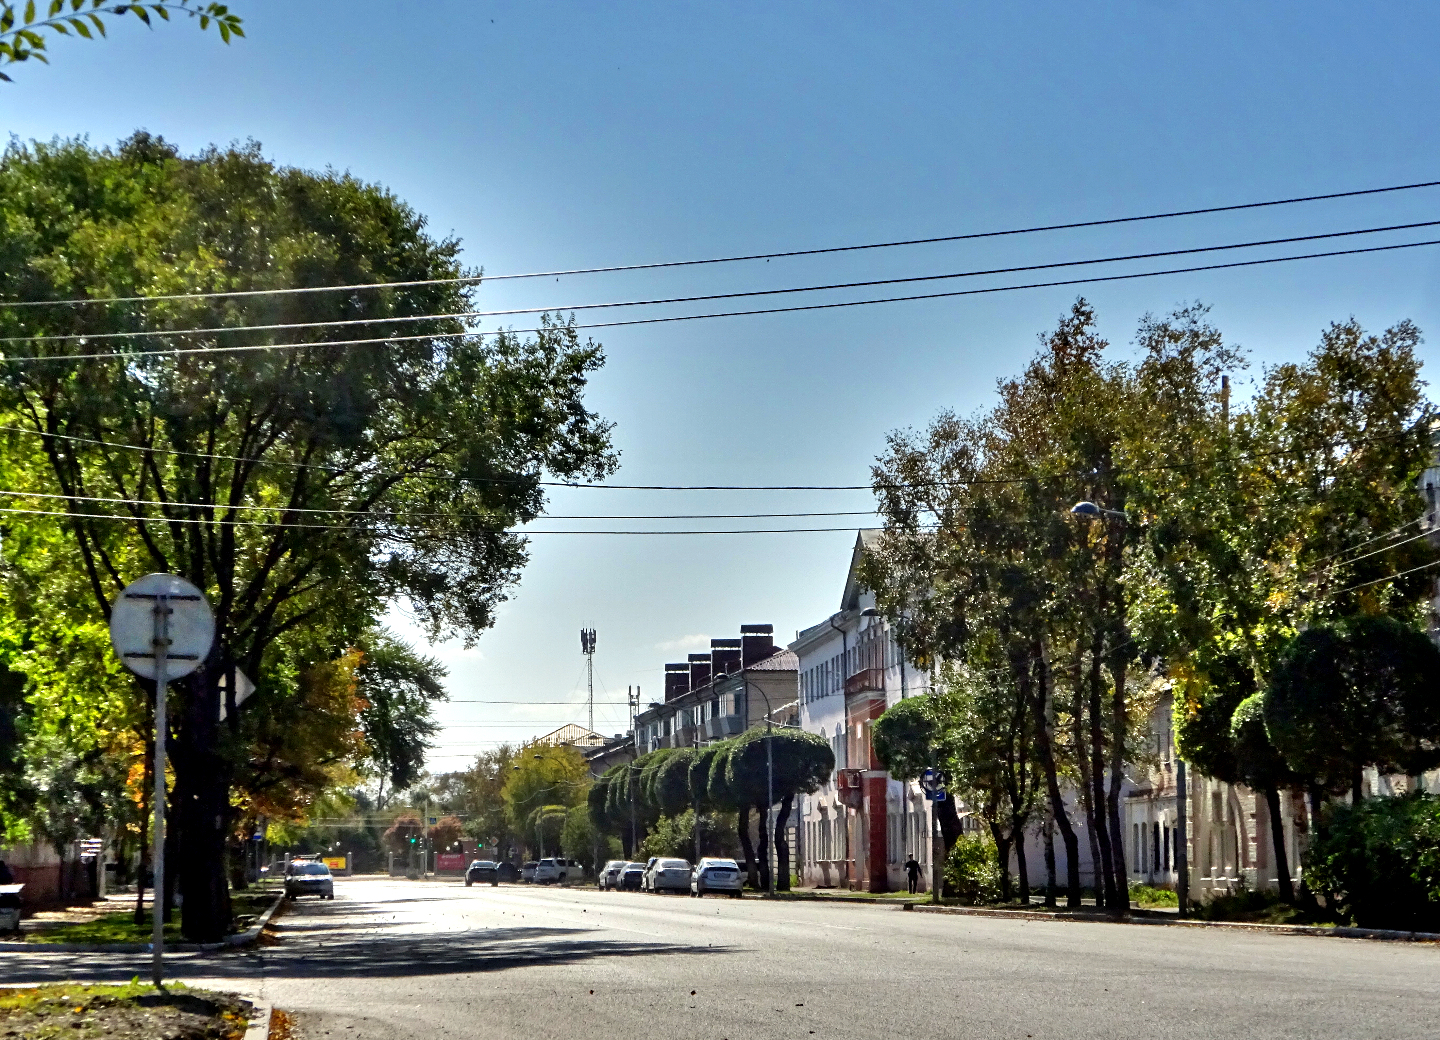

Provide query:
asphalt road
left=4, top=875, right=1438, bottom=1039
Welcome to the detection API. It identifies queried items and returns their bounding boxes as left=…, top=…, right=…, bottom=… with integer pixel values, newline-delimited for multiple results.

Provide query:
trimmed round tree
left=1230, top=693, right=1300, bottom=903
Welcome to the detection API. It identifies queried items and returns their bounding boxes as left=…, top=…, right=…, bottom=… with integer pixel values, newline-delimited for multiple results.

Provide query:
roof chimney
left=711, top=638, right=742, bottom=677
left=740, top=623, right=776, bottom=667
left=664, top=663, right=690, bottom=702
left=688, top=653, right=712, bottom=691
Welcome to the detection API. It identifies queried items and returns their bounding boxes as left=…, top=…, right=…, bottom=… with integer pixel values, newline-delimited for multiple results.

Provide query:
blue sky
left=6, top=1, right=1439, bottom=768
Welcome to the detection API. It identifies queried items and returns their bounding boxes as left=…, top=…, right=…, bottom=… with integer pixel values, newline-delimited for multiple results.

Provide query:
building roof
left=746, top=648, right=798, bottom=672
left=528, top=724, right=606, bottom=748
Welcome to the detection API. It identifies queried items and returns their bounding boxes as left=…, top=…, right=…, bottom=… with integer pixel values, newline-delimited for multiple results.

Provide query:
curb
left=0, top=891, right=285, bottom=954
left=901, top=902, right=1440, bottom=942
left=243, top=1001, right=273, bottom=1040
left=759, top=891, right=896, bottom=905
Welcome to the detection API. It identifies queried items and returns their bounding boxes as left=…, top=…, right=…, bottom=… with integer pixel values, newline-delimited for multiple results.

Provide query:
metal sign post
left=109, top=575, right=213, bottom=989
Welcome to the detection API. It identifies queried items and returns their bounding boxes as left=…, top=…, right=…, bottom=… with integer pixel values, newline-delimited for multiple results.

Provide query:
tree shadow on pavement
left=0, top=924, right=729, bottom=986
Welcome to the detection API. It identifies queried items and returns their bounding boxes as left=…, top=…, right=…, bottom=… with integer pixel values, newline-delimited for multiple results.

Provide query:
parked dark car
left=497, top=861, right=520, bottom=883
left=620, top=862, right=645, bottom=891
left=466, top=860, right=499, bottom=886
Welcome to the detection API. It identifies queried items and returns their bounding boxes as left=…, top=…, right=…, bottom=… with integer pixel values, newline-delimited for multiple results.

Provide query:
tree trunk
left=1087, top=643, right=1117, bottom=908
left=1263, top=786, right=1295, bottom=904
left=1073, top=670, right=1104, bottom=907
left=1351, top=767, right=1364, bottom=806
left=1107, top=653, right=1129, bottom=911
left=737, top=805, right=757, bottom=889
left=1013, top=825, right=1030, bottom=904
left=774, top=793, right=793, bottom=892
left=991, top=822, right=1013, bottom=903
left=174, top=667, right=232, bottom=942
left=1034, top=643, right=1083, bottom=907
left=755, top=801, right=772, bottom=892
left=1042, top=809, right=1057, bottom=907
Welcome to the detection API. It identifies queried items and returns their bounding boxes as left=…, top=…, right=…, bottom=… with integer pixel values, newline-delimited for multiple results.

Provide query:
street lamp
left=1070, top=500, right=1125, bottom=520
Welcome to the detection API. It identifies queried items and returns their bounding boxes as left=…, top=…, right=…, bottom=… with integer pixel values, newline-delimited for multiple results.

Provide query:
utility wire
left=6, top=219, right=1438, bottom=346
left=4, top=177, right=1437, bottom=308
left=0, top=505, right=894, bottom=534
left=6, top=235, right=1439, bottom=365
left=1332, top=555, right=1440, bottom=595
left=0, top=486, right=877, bottom=521
left=0, top=423, right=1417, bottom=495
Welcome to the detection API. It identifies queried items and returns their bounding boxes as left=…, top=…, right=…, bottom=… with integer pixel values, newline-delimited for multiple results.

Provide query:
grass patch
left=0, top=981, right=250, bottom=1039
left=27, top=912, right=186, bottom=945
left=28, top=889, right=278, bottom=944
left=1130, top=883, right=1179, bottom=908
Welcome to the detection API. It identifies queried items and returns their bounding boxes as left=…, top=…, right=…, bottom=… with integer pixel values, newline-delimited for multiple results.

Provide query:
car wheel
left=731, top=891, right=741, bottom=898
left=465, top=879, right=472, bottom=887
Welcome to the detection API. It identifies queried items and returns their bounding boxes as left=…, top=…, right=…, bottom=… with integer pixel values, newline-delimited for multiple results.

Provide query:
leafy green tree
left=432, top=745, right=516, bottom=861
left=1230, top=693, right=1299, bottom=903
left=653, top=747, right=697, bottom=817
left=704, top=740, right=757, bottom=886
left=503, top=744, right=588, bottom=856
left=354, top=628, right=446, bottom=809
left=1266, top=616, right=1440, bottom=803
left=561, top=803, right=599, bottom=873
left=724, top=727, right=833, bottom=891
left=0, top=135, right=616, bottom=939
left=1304, top=793, right=1440, bottom=931
left=872, top=693, right=966, bottom=883
left=0, top=0, right=243, bottom=81
left=526, top=804, right=567, bottom=859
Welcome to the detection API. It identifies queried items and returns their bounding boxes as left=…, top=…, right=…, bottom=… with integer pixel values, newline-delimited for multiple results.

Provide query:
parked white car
left=643, top=857, right=692, bottom=894
left=691, top=857, right=743, bottom=898
left=533, top=857, right=576, bottom=884
left=599, top=860, right=626, bottom=890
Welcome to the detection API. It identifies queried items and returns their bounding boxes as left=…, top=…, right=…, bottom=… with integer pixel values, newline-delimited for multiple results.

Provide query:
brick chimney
left=740, top=623, right=776, bottom=667
left=688, top=653, right=712, bottom=690
left=664, top=663, right=690, bottom=702
left=711, top=638, right=742, bottom=677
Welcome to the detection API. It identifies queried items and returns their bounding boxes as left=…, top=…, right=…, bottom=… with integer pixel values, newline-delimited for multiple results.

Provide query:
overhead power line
left=6, top=219, right=1438, bottom=346
left=0, top=486, right=877, bottom=521
left=5, top=236, right=1439, bottom=366
left=3, top=177, right=1437, bottom=308
left=0, top=505, right=890, bottom=534
left=1333, top=556, right=1440, bottom=595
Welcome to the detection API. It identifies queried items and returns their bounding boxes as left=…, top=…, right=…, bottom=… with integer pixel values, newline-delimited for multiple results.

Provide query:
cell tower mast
left=580, top=628, right=597, bottom=732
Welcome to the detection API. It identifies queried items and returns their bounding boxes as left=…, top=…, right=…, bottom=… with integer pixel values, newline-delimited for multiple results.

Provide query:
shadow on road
left=0, top=925, right=728, bottom=985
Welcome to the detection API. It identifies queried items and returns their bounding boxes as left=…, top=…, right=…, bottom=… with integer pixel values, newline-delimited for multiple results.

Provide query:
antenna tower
left=580, top=628, right=597, bottom=731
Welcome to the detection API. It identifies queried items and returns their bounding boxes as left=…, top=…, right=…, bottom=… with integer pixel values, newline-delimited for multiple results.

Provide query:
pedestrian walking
left=904, top=854, right=921, bottom=894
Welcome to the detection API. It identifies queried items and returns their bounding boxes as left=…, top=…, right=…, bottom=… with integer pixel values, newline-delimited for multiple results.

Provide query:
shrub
left=944, top=834, right=1003, bottom=905
left=639, top=810, right=739, bottom=861
left=1304, top=792, right=1440, bottom=931
left=1129, top=883, right=1178, bottom=908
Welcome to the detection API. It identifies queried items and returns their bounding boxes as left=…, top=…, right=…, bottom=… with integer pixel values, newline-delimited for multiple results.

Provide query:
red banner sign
left=435, top=853, right=466, bottom=872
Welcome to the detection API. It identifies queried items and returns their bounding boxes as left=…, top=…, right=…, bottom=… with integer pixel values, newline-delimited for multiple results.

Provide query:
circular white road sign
left=109, top=573, right=215, bottom=680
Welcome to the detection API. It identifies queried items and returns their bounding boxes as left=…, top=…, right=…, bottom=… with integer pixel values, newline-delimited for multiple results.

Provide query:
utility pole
left=581, top=628, right=597, bottom=732
left=692, top=729, right=704, bottom=870
left=1176, top=758, right=1189, bottom=917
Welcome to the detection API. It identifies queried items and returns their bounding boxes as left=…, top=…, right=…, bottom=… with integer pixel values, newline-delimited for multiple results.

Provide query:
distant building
left=793, top=531, right=936, bottom=893
left=528, top=724, right=607, bottom=750
left=633, top=624, right=796, bottom=754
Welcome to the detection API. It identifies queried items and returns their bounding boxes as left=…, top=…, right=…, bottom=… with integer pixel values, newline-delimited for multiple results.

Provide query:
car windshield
left=705, top=861, right=738, bottom=870
left=539, top=858, right=555, bottom=865
left=625, top=863, right=644, bottom=870
left=660, top=859, right=689, bottom=869
left=295, top=863, right=330, bottom=876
